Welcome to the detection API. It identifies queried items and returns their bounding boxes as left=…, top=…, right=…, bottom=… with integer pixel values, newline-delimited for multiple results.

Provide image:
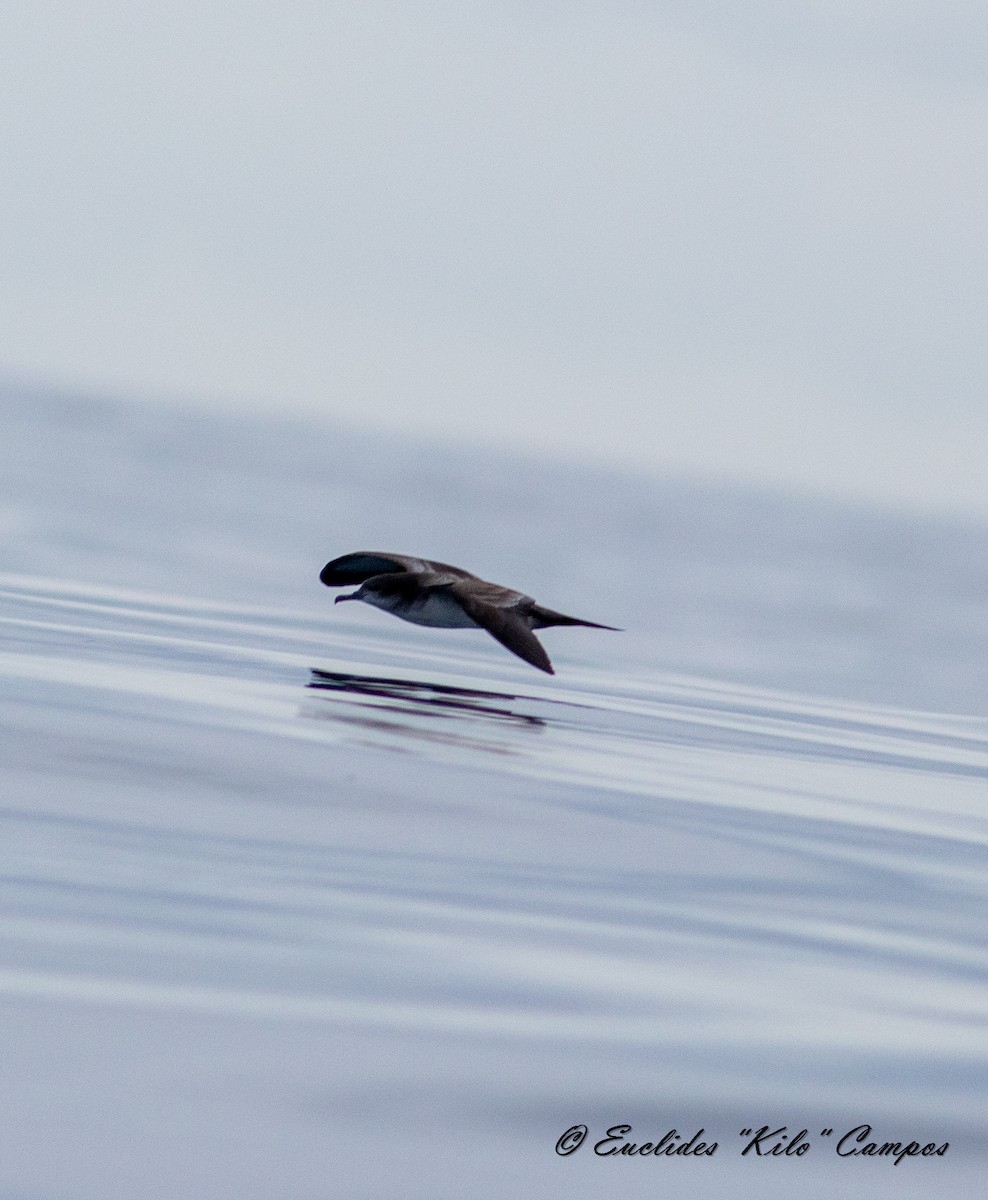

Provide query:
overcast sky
left=2, top=2, right=986, bottom=514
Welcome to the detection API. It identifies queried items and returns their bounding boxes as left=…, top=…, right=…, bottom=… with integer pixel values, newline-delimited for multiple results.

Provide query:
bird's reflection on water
left=302, top=668, right=546, bottom=754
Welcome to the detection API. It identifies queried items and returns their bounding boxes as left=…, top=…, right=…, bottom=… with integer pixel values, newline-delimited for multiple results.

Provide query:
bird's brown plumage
left=320, top=551, right=619, bottom=673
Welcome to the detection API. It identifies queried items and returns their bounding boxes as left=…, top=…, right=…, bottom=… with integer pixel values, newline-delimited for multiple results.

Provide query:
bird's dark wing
left=453, top=586, right=554, bottom=674
left=320, top=552, right=476, bottom=587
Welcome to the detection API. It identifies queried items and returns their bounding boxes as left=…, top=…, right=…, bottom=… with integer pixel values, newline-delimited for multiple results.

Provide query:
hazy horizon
left=3, top=3, right=986, bottom=515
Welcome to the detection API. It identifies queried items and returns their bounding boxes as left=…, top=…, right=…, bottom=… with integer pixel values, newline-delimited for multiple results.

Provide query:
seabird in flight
left=320, top=551, right=618, bottom=674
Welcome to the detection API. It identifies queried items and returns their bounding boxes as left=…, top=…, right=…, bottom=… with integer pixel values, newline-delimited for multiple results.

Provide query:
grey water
left=1, top=384, right=986, bottom=1199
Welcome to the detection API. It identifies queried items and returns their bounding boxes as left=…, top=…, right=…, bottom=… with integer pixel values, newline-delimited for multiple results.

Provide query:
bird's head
left=334, top=574, right=410, bottom=612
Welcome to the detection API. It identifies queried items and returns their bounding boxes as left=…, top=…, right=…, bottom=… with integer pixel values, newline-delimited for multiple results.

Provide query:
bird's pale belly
left=391, top=592, right=481, bottom=629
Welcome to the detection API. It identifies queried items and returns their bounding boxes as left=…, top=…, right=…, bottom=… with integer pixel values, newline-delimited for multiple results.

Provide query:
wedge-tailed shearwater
left=320, top=551, right=618, bottom=674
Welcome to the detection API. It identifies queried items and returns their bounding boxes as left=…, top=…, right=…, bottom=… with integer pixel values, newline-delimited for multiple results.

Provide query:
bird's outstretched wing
left=453, top=585, right=554, bottom=674
left=320, top=551, right=476, bottom=587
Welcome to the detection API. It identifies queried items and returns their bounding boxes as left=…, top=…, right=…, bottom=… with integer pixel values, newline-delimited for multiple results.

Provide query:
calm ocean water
left=2, top=385, right=986, bottom=1198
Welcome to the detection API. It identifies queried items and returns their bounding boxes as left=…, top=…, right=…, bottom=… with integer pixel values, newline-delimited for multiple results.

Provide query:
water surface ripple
left=1, top=571, right=985, bottom=1196
left=1, top=381, right=988, bottom=1200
